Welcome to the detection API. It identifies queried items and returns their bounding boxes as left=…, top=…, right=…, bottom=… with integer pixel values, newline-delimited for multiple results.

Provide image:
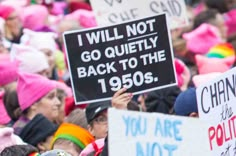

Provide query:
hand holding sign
left=111, top=88, right=133, bottom=109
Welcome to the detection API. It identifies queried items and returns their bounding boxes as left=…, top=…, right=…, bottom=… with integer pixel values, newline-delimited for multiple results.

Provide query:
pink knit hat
left=53, top=81, right=73, bottom=97
left=0, top=91, right=11, bottom=125
left=22, top=5, right=49, bottom=30
left=21, top=29, right=57, bottom=53
left=17, top=72, right=57, bottom=111
left=174, top=58, right=190, bottom=88
left=224, top=9, right=236, bottom=36
left=0, top=127, right=25, bottom=152
left=11, top=44, right=49, bottom=74
left=183, top=23, right=223, bottom=54
left=0, top=60, right=18, bottom=86
left=0, top=5, right=15, bottom=20
left=64, top=9, right=97, bottom=28
left=195, top=55, right=235, bottom=74
left=192, top=72, right=222, bottom=87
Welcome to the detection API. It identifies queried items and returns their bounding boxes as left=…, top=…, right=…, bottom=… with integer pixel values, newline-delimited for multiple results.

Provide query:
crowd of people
left=0, top=0, right=236, bottom=155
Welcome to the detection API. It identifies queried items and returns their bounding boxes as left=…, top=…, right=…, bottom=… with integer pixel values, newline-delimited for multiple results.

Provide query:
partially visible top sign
left=108, top=108, right=211, bottom=156
left=63, top=14, right=176, bottom=104
left=90, top=0, right=188, bottom=29
left=196, top=67, right=236, bottom=155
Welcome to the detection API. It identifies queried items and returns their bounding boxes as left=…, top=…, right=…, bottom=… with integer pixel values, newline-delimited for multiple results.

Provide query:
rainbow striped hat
left=206, top=43, right=235, bottom=58
left=51, top=123, right=94, bottom=150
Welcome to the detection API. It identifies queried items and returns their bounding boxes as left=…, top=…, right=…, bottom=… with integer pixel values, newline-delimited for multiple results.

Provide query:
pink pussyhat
left=174, top=58, right=190, bottom=88
left=0, top=127, right=25, bottom=153
left=192, top=72, right=222, bottom=87
left=183, top=23, right=223, bottom=54
left=0, top=5, right=15, bottom=20
left=195, top=55, right=235, bottom=74
left=22, top=5, right=49, bottom=30
left=0, top=60, right=18, bottom=86
left=0, top=91, right=11, bottom=125
left=64, top=9, right=97, bottom=28
left=21, top=29, right=58, bottom=53
left=52, top=80, right=73, bottom=97
left=17, top=72, right=57, bottom=111
left=11, top=44, right=49, bottom=74
left=224, top=9, right=236, bottom=36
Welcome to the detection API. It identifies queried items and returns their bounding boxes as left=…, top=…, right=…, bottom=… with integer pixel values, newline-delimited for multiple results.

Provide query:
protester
left=13, top=72, right=60, bottom=135
left=174, top=87, right=198, bottom=117
left=0, top=4, right=23, bottom=44
left=85, top=101, right=111, bottom=140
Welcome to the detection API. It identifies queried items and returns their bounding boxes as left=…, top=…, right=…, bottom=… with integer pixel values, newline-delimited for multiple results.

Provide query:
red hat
left=0, top=5, right=15, bottom=20
left=65, top=97, right=87, bottom=116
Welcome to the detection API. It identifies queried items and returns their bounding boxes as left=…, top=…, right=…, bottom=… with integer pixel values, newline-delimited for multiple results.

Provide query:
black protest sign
left=64, top=14, right=177, bottom=104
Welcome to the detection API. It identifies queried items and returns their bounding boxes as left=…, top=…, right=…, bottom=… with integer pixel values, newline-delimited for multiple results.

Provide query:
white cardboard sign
left=90, top=0, right=188, bottom=29
left=197, top=67, right=236, bottom=155
left=108, top=109, right=211, bottom=156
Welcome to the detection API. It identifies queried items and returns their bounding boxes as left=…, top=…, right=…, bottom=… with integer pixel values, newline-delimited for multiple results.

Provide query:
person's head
left=21, top=29, right=58, bottom=78
left=64, top=97, right=87, bottom=116
left=127, top=100, right=142, bottom=112
left=52, top=139, right=81, bottom=156
left=0, top=127, right=25, bottom=153
left=0, top=5, right=21, bottom=40
left=0, top=5, right=20, bottom=29
left=0, top=145, right=38, bottom=156
left=11, top=44, right=49, bottom=77
left=41, top=149, right=72, bottom=156
left=51, top=123, right=94, bottom=155
left=17, top=72, right=60, bottom=121
left=57, top=19, right=80, bottom=45
left=204, top=0, right=236, bottom=13
left=145, top=86, right=181, bottom=114
left=174, top=87, right=198, bottom=117
left=19, top=114, right=58, bottom=153
left=193, top=9, right=227, bottom=40
left=85, top=101, right=111, bottom=139
left=64, top=108, right=88, bottom=130
left=22, top=4, right=49, bottom=31
left=0, top=59, right=18, bottom=90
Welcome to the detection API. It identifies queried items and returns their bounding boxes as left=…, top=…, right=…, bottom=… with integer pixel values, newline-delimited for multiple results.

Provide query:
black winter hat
left=19, top=114, right=58, bottom=146
left=145, top=86, right=181, bottom=114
